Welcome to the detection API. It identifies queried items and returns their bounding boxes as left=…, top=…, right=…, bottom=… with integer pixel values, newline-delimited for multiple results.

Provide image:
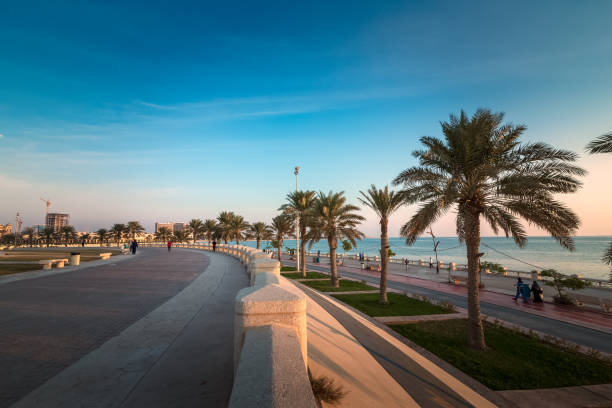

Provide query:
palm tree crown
left=110, top=223, right=127, bottom=245
left=358, top=185, right=403, bottom=303
left=249, top=222, right=272, bottom=249
left=203, top=219, right=217, bottom=243
left=309, top=191, right=364, bottom=287
left=393, top=108, right=584, bottom=350
left=187, top=218, right=204, bottom=244
left=280, top=190, right=316, bottom=276
left=270, top=214, right=293, bottom=262
left=586, top=131, right=612, bottom=277
left=227, top=214, right=250, bottom=244
left=127, top=221, right=144, bottom=240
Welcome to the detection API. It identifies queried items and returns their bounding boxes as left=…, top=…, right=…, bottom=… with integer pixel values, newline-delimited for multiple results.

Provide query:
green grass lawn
left=392, top=319, right=612, bottom=390
left=332, top=292, right=454, bottom=316
left=0, top=264, right=44, bottom=275
left=282, top=271, right=329, bottom=279
left=280, top=266, right=296, bottom=271
left=301, top=279, right=376, bottom=292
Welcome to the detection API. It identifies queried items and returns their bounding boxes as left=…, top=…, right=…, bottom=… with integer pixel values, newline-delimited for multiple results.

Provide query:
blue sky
left=1, top=0, right=611, bottom=236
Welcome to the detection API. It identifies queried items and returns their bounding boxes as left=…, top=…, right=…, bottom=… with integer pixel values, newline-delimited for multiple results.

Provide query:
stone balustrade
left=138, top=241, right=314, bottom=407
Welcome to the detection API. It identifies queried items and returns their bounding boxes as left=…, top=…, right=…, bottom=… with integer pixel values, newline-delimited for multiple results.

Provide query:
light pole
left=294, top=166, right=300, bottom=274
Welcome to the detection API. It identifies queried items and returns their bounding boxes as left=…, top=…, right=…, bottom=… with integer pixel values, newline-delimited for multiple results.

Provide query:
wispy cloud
left=0, top=133, right=4, bottom=139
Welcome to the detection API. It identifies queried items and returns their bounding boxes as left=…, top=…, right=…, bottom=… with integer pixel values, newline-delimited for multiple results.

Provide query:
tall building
left=46, top=213, right=70, bottom=232
left=155, top=222, right=187, bottom=233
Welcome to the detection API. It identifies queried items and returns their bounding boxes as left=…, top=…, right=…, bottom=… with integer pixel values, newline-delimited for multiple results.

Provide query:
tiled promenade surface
left=0, top=248, right=210, bottom=408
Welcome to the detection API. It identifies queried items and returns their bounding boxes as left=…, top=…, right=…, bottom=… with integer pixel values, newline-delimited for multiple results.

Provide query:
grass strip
left=301, top=279, right=375, bottom=292
left=0, top=264, right=44, bottom=275
left=280, top=266, right=296, bottom=271
left=282, top=271, right=329, bottom=279
left=332, top=292, right=453, bottom=316
left=392, top=319, right=612, bottom=390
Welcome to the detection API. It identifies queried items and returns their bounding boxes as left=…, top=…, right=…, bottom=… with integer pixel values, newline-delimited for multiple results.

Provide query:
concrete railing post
left=234, top=280, right=308, bottom=369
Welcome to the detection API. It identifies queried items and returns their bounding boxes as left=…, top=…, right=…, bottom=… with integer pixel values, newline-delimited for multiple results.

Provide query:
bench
left=99, top=252, right=112, bottom=260
left=573, top=294, right=612, bottom=313
left=451, top=275, right=468, bottom=285
left=39, top=259, right=69, bottom=270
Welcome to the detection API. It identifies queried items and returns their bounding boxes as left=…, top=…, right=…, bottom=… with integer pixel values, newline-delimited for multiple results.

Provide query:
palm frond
left=586, top=132, right=612, bottom=154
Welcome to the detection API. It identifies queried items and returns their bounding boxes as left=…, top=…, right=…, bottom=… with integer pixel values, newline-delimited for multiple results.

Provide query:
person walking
left=429, top=257, right=433, bottom=269
left=531, top=280, right=544, bottom=303
left=130, top=240, right=138, bottom=255
left=513, top=277, right=529, bottom=303
left=167, top=240, right=172, bottom=252
left=212, top=240, right=217, bottom=252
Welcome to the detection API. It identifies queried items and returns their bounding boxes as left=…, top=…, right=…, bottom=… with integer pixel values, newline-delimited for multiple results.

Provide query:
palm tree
left=393, top=109, right=584, bottom=350
left=173, top=230, right=188, bottom=243
left=96, top=228, right=108, bottom=246
left=358, top=185, right=404, bottom=304
left=227, top=215, right=250, bottom=244
left=60, top=226, right=77, bottom=247
left=249, top=222, right=272, bottom=249
left=271, top=214, right=293, bottom=262
left=22, top=227, right=36, bottom=247
left=127, top=221, right=145, bottom=240
left=203, top=219, right=217, bottom=244
left=217, top=211, right=235, bottom=244
left=187, top=218, right=204, bottom=244
left=110, top=223, right=127, bottom=246
left=80, top=233, right=91, bottom=246
left=280, top=190, right=316, bottom=278
left=309, top=191, right=365, bottom=287
left=156, top=227, right=172, bottom=242
left=42, top=227, right=54, bottom=247
left=586, top=131, right=612, bottom=278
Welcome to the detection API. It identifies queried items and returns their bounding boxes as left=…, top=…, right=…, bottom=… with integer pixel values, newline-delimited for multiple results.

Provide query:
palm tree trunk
left=379, top=218, right=389, bottom=304
left=277, top=238, right=283, bottom=262
left=329, top=237, right=339, bottom=287
left=300, top=224, right=307, bottom=278
left=256, top=238, right=261, bottom=249
left=464, top=209, right=486, bottom=351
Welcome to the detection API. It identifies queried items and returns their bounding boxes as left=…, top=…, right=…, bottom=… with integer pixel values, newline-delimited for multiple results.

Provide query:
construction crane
left=40, top=198, right=51, bottom=215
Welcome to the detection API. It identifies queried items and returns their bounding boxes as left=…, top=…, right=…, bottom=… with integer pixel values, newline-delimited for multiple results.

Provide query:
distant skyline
left=1, top=0, right=611, bottom=237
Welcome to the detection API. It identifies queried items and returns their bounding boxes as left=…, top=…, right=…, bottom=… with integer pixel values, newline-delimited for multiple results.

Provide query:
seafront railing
left=141, top=242, right=317, bottom=407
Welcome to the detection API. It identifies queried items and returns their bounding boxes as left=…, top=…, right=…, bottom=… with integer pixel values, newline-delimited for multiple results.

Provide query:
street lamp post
left=294, top=166, right=300, bottom=274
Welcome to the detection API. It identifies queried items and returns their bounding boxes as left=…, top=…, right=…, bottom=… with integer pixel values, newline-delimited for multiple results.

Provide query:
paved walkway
left=2, top=248, right=247, bottom=408
left=287, top=260, right=612, bottom=353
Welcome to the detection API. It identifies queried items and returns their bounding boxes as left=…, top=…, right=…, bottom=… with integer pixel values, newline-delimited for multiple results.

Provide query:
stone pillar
left=450, top=262, right=456, bottom=271
left=250, top=258, right=280, bottom=286
left=234, top=282, right=308, bottom=369
left=419, top=259, right=424, bottom=266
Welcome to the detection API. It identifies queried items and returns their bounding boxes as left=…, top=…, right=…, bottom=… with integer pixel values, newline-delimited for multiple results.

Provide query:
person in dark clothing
left=531, top=281, right=543, bottom=302
left=513, top=277, right=524, bottom=301
left=167, top=240, right=172, bottom=252
left=212, top=241, right=217, bottom=252
left=130, top=240, right=138, bottom=255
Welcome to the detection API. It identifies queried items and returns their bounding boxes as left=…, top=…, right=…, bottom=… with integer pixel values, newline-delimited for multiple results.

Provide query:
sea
left=239, top=236, right=612, bottom=280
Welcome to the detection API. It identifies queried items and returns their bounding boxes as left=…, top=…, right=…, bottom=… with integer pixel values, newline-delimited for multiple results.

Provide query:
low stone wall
left=143, top=242, right=315, bottom=407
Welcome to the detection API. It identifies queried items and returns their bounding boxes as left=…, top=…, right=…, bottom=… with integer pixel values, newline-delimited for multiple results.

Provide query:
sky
left=1, top=0, right=611, bottom=237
